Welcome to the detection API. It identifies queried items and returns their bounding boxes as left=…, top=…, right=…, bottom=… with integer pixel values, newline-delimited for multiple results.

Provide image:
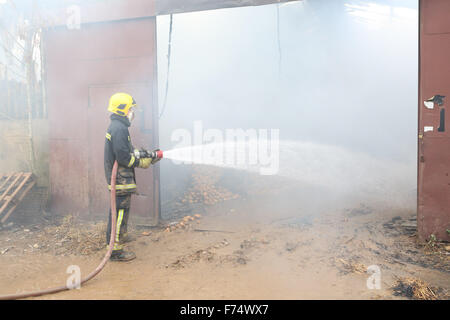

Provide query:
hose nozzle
left=133, top=149, right=164, bottom=161
left=147, top=149, right=163, bottom=160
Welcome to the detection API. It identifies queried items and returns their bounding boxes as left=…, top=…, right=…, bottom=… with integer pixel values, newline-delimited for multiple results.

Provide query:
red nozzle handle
left=156, top=150, right=163, bottom=159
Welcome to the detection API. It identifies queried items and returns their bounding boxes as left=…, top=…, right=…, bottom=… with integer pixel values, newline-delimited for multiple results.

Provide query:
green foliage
left=427, top=234, right=437, bottom=247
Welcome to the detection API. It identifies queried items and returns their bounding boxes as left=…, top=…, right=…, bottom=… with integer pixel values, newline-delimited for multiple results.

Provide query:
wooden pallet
left=0, top=173, right=35, bottom=224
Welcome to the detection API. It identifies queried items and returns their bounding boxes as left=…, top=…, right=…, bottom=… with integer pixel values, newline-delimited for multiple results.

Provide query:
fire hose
left=0, top=161, right=120, bottom=300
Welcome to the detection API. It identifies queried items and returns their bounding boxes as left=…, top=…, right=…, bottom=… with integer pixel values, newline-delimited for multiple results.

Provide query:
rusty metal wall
left=418, top=0, right=450, bottom=241
left=44, top=18, right=159, bottom=223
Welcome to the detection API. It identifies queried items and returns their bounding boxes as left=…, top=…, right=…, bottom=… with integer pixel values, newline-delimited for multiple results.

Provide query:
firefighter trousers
left=106, top=194, right=131, bottom=251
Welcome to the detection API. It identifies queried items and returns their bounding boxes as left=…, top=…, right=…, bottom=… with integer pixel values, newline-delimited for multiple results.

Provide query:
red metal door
left=418, top=0, right=450, bottom=241
left=45, top=17, right=159, bottom=223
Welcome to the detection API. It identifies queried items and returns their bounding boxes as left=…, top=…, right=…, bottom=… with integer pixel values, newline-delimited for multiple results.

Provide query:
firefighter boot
left=110, top=250, right=136, bottom=262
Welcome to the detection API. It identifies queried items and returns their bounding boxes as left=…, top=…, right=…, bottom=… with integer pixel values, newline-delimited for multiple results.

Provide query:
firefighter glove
left=139, top=158, right=151, bottom=169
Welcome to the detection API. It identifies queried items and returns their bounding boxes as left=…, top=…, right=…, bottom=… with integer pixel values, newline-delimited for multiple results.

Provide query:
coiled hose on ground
left=0, top=161, right=119, bottom=300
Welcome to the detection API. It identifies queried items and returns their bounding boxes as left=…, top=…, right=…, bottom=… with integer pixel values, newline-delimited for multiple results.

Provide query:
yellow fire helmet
left=108, top=93, right=137, bottom=117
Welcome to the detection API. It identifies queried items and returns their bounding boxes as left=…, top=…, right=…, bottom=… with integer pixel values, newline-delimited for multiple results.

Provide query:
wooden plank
left=1, top=180, right=36, bottom=224
left=0, top=173, right=23, bottom=203
left=5, top=174, right=32, bottom=201
left=0, top=173, right=14, bottom=193
left=0, top=173, right=32, bottom=216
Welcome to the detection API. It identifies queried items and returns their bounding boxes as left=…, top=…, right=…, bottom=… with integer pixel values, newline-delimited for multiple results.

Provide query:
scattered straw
left=337, top=258, right=367, bottom=274
left=41, top=215, right=107, bottom=256
left=392, top=277, right=438, bottom=300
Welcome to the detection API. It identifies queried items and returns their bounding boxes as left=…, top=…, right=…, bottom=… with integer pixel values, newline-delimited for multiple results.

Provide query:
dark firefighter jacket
left=104, top=114, right=140, bottom=195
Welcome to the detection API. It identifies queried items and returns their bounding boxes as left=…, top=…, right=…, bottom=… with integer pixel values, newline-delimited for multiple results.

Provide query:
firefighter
left=104, top=93, right=158, bottom=261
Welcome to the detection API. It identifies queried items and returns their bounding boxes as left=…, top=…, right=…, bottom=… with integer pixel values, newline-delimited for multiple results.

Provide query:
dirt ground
left=0, top=191, right=449, bottom=300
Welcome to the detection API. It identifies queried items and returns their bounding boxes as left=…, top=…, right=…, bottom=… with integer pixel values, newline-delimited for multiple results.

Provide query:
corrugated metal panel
left=418, top=0, right=450, bottom=241
left=45, top=18, right=159, bottom=223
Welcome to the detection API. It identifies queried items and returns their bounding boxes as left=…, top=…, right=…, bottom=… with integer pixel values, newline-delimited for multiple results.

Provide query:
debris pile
left=222, top=250, right=248, bottom=266
left=169, top=238, right=264, bottom=269
left=171, top=249, right=216, bottom=269
left=335, top=258, right=367, bottom=275
left=177, top=166, right=239, bottom=207
left=380, top=216, right=450, bottom=272
left=164, top=214, right=202, bottom=233
left=169, top=239, right=230, bottom=269
left=39, top=215, right=106, bottom=256
left=383, top=215, right=416, bottom=236
left=392, top=277, right=439, bottom=300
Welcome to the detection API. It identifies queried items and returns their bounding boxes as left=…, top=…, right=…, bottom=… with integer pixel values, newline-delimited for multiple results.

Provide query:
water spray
left=0, top=139, right=415, bottom=299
